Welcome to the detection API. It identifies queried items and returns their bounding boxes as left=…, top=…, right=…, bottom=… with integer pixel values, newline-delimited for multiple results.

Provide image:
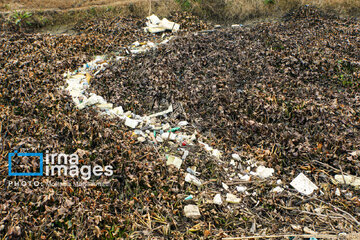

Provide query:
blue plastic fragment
left=184, top=195, right=193, bottom=200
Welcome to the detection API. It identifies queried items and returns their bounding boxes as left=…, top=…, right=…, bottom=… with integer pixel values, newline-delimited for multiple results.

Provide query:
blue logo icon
left=8, top=151, right=43, bottom=176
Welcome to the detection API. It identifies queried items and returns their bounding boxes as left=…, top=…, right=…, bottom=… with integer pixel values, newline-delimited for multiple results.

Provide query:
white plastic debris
left=110, top=106, right=124, bottom=116
left=213, top=194, right=222, bottom=205
left=290, top=173, right=318, bottom=195
left=145, top=15, right=180, bottom=33
left=212, top=149, right=222, bottom=159
left=137, top=137, right=146, bottom=143
left=161, top=132, right=170, bottom=140
left=125, top=118, right=139, bottom=129
left=334, top=174, right=360, bottom=187
left=162, top=123, right=171, bottom=130
left=178, top=121, right=189, bottom=126
left=272, top=186, right=284, bottom=193
left=169, top=132, right=177, bottom=141
left=181, top=149, right=189, bottom=160
left=255, top=166, right=274, bottom=179
left=148, top=104, right=173, bottom=118
left=232, top=153, right=241, bottom=161
left=239, top=174, right=251, bottom=181
left=236, top=185, right=247, bottom=192
left=185, top=173, right=202, bottom=186
left=166, top=155, right=183, bottom=169
left=226, top=193, right=241, bottom=203
left=97, top=103, right=113, bottom=110
left=147, top=14, right=161, bottom=25
left=335, top=188, right=341, bottom=196
left=77, top=94, right=107, bottom=110
left=222, top=182, right=229, bottom=190
left=184, top=205, right=201, bottom=219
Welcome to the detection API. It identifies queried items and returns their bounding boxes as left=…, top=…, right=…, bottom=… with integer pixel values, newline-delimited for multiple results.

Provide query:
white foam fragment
left=213, top=194, right=222, bottom=205
left=226, top=193, right=241, bottom=203
left=184, top=205, right=201, bottom=219
left=222, top=182, right=229, bottom=190
left=290, top=173, right=318, bottom=195
left=125, top=118, right=139, bottom=129
left=185, top=173, right=202, bottom=186
left=236, top=186, right=247, bottom=192
left=166, top=155, right=183, bottom=169
left=256, top=166, right=274, bottom=179
left=272, top=186, right=284, bottom=193
left=232, top=153, right=241, bottom=161
left=334, top=174, right=360, bottom=187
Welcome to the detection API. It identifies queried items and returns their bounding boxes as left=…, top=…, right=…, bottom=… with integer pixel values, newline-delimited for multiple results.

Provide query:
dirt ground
left=0, top=0, right=151, bottom=11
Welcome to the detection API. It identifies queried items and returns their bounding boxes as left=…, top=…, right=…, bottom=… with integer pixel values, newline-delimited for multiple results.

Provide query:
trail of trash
left=1, top=6, right=359, bottom=239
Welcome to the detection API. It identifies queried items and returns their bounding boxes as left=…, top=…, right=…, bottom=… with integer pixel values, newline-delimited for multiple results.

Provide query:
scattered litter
left=148, top=104, right=173, bottom=118
left=137, top=137, right=146, bottom=143
left=184, top=205, right=201, bottom=219
left=166, top=155, right=183, bottom=169
left=77, top=94, right=107, bottom=110
left=226, top=193, right=241, bottom=203
left=187, top=167, right=200, bottom=176
left=236, top=185, right=247, bottom=192
left=239, top=174, right=251, bottom=181
left=178, top=121, right=189, bottom=126
left=290, top=173, right=318, bottom=195
left=125, top=118, right=139, bottom=129
left=335, top=188, right=341, bottom=196
left=162, top=123, right=171, bottom=131
left=232, top=153, right=241, bottom=161
left=272, top=186, right=284, bottom=193
left=145, top=14, right=180, bottom=33
left=213, top=194, right=222, bottom=205
left=255, top=166, right=274, bottom=179
left=185, top=173, right=202, bottom=186
left=334, top=174, right=360, bottom=187
left=169, top=127, right=180, bottom=132
left=222, top=182, right=229, bottom=190
left=184, top=195, right=193, bottom=200
left=181, top=149, right=189, bottom=160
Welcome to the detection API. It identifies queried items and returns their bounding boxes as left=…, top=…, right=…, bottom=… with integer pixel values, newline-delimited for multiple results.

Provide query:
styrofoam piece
left=178, top=121, right=189, bottom=126
left=334, top=174, right=360, bottom=187
left=185, top=173, right=202, bottom=186
left=159, top=18, right=180, bottom=32
left=110, top=106, right=124, bottom=116
left=96, top=103, right=113, bottom=110
left=232, top=153, right=241, bottom=161
left=166, top=155, right=183, bottom=169
left=125, top=118, right=139, bottom=129
left=77, top=94, right=107, bottom=110
left=222, top=182, right=229, bottom=190
left=184, top=205, right=201, bottom=219
left=213, top=194, right=222, bottom=205
left=272, top=186, right=284, bottom=193
left=256, top=166, right=274, bottom=179
left=236, top=186, right=247, bottom=192
left=146, top=14, right=161, bottom=25
left=290, top=173, right=318, bottom=195
left=226, top=193, right=241, bottom=203
left=148, top=104, right=173, bottom=118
